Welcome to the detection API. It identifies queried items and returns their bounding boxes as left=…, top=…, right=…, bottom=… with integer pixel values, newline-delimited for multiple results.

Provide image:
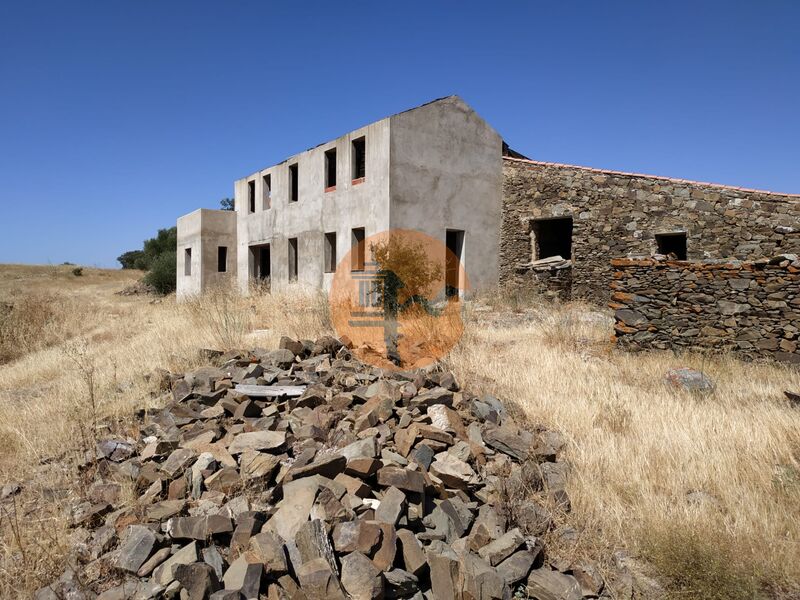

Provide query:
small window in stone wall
left=184, top=248, right=192, bottom=276
left=656, top=232, right=687, bottom=260
left=531, top=217, right=573, bottom=260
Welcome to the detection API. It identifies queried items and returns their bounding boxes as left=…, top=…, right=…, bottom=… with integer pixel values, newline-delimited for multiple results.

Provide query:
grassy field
left=0, top=264, right=798, bottom=598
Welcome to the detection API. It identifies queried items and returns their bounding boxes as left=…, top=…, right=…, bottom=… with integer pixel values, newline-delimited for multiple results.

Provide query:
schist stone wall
left=500, top=158, right=800, bottom=302
left=610, top=256, right=800, bottom=363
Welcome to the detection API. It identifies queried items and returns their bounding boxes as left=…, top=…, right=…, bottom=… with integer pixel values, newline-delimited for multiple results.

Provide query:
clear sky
left=1, top=1, right=798, bottom=267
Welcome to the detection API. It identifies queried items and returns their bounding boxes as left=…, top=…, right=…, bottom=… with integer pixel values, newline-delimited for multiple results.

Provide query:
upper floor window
left=248, top=180, right=256, bottom=213
left=325, top=148, right=337, bottom=191
left=289, top=164, right=299, bottom=202
left=352, top=137, right=366, bottom=183
left=262, top=174, right=271, bottom=210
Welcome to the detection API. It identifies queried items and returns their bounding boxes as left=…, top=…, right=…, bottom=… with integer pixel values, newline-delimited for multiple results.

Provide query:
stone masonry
left=610, top=255, right=800, bottom=363
left=501, top=157, right=800, bottom=302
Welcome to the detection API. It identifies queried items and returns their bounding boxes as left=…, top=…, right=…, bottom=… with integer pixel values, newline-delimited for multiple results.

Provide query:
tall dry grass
left=2, top=266, right=798, bottom=598
left=445, top=299, right=800, bottom=599
left=0, top=270, right=330, bottom=596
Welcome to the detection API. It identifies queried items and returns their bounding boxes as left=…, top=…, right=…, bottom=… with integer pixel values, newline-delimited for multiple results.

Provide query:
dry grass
left=445, top=299, right=800, bottom=598
left=1, top=266, right=798, bottom=597
left=0, top=266, right=331, bottom=596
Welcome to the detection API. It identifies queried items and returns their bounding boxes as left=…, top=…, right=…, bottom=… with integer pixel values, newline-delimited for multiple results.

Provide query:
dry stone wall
left=501, top=158, right=800, bottom=302
left=610, top=255, right=800, bottom=363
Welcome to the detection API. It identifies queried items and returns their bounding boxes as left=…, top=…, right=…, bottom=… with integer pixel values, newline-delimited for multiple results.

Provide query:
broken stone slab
left=496, top=550, right=538, bottom=585
left=482, top=426, right=530, bottom=462
left=96, top=438, right=136, bottom=462
left=478, top=528, right=524, bottom=566
left=375, top=486, right=406, bottom=524
left=426, top=542, right=461, bottom=600
left=161, top=449, right=197, bottom=478
left=227, top=430, right=286, bottom=454
left=429, top=453, right=476, bottom=489
left=340, top=551, right=384, bottom=600
left=384, top=568, right=419, bottom=597
left=526, top=568, right=582, bottom=600
left=245, top=531, right=288, bottom=574
left=461, top=553, right=510, bottom=600
left=396, top=528, right=426, bottom=577
left=286, top=454, right=346, bottom=482
left=153, top=541, right=199, bottom=586
left=168, top=515, right=233, bottom=540
left=137, top=546, right=172, bottom=577
left=337, top=436, right=379, bottom=461
left=295, top=519, right=339, bottom=577
left=234, top=384, right=306, bottom=398
left=332, top=520, right=383, bottom=555
left=174, top=562, right=222, bottom=600
left=376, top=466, right=425, bottom=493
left=115, top=525, right=156, bottom=573
left=222, top=555, right=262, bottom=598
left=570, top=561, right=604, bottom=598
left=372, top=522, right=398, bottom=571
left=295, top=557, right=347, bottom=599
left=264, top=477, right=320, bottom=541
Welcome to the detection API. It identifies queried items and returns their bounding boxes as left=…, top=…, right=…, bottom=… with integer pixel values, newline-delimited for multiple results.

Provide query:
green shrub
left=72, top=267, right=83, bottom=277
left=143, top=250, right=176, bottom=294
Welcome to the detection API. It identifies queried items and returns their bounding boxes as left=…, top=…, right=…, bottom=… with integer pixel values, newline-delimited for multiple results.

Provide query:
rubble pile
left=37, top=335, right=598, bottom=600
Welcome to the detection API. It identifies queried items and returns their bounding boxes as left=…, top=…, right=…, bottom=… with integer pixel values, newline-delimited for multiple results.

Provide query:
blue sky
left=1, top=1, right=798, bottom=267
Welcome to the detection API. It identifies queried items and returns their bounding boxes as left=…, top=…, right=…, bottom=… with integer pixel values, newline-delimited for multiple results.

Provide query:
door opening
left=250, top=243, right=271, bottom=288
left=445, top=229, right=465, bottom=299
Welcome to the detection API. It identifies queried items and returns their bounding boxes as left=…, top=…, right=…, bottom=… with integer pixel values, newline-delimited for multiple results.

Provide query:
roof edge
left=502, top=156, right=800, bottom=199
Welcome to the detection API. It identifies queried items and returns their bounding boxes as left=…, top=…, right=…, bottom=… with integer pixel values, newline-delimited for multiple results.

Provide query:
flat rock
left=478, top=528, right=524, bottom=566
left=228, top=430, right=286, bottom=454
left=116, top=525, right=156, bottom=573
left=527, top=568, right=582, bottom=600
left=340, top=551, right=384, bottom=600
left=153, top=541, right=198, bottom=586
left=377, top=466, right=425, bottom=493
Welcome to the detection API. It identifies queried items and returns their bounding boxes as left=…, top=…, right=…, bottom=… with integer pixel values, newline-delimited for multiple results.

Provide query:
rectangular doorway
left=250, top=243, right=271, bottom=282
left=445, top=229, right=465, bottom=299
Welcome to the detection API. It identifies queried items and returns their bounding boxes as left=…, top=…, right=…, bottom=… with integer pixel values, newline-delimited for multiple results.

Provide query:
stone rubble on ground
left=35, top=335, right=606, bottom=600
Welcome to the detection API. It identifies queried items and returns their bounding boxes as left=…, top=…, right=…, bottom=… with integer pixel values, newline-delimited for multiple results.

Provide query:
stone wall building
left=177, top=95, right=800, bottom=310
left=501, top=158, right=800, bottom=301
left=610, top=255, right=800, bottom=363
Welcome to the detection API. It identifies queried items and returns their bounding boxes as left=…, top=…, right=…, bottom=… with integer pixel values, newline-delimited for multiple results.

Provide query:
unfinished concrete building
left=177, top=95, right=799, bottom=304
left=177, top=96, right=501, bottom=300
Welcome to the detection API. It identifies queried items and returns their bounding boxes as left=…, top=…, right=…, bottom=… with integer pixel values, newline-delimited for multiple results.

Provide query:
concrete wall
left=501, top=158, right=800, bottom=302
left=611, top=255, right=800, bottom=363
left=176, top=209, right=237, bottom=300
left=389, top=97, right=503, bottom=294
left=235, top=119, right=391, bottom=294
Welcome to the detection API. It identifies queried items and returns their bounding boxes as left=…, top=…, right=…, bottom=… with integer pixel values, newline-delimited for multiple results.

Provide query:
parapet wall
left=611, top=256, right=800, bottom=363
